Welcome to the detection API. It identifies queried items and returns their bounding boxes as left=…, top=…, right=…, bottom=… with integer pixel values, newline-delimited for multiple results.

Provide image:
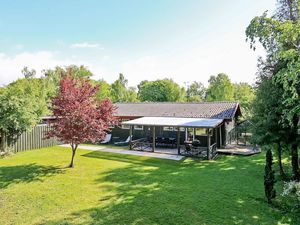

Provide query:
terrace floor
left=60, top=144, right=184, bottom=161
left=217, top=144, right=260, bottom=156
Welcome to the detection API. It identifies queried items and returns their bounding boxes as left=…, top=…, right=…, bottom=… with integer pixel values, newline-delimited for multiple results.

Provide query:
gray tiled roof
left=114, top=102, right=241, bottom=120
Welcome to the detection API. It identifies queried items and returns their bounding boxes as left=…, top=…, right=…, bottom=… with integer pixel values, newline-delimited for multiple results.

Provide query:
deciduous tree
left=138, top=79, right=185, bottom=102
left=47, top=77, right=116, bottom=167
left=186, top=81, right=206, bottom=102
left=0, top=78, right=45, bottom=153
left=246, top=0, right=300, bottom=180
left=205, top=73, right=234, bottom=102
left=111, top=74, right=138, bottom=102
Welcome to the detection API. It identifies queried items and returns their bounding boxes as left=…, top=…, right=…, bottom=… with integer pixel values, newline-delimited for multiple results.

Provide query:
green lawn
left=0, top=146, right=298, bottom=225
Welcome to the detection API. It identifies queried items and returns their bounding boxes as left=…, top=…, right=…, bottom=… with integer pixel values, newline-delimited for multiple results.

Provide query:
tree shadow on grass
left=0, top=163, right=64, bottom=189
left=42, top=151, right=299, bottom=225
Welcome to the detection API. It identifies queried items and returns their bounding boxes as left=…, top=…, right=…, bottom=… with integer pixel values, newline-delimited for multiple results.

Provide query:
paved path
left=60, top=144, right=105, bottom=151
left=59, top=144, right=184, bottom=161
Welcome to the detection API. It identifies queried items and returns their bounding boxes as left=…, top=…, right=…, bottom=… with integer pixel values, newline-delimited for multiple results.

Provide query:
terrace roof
left=122, top=116, right=223, bottom=128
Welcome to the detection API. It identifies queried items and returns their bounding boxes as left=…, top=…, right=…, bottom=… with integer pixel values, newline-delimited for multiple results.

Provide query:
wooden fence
left=9, top=124, right=61, bottom=153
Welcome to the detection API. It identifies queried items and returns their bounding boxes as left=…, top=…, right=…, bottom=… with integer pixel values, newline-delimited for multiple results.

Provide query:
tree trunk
left=0, top=131, right=7, bottom=153
left=69, top=144, right=78, bottom=168
left=277, top=143, right=287, bottom=180
left=291, top=142, right=300, bottom=180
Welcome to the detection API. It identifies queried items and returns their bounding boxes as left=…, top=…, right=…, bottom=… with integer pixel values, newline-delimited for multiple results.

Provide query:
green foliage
left=281, top=180, right=300, bottom=212
left=205, top=73, right=235, bottom=102
left=264, top=149, right=276, bottom=203
left=43, top=65, right=94, bottom=96
left=186, top=81, right=206, bottom=102
left=0, top=78, right=45, bottom=151
left=111, top=74, right=138, bottom=102
left=91, top=79, right=112, bottom=101
left=251, top=76, right=286, bottom=145
left=21, top=66, right=36, bottom=78
left=234, top=82, right=255, bottom=118
left=246, top=0, right=300, bottom=180
left=138, top=78, right=185, bottom=102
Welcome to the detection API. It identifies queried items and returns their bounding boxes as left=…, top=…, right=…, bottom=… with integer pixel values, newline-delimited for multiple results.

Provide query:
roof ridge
left=115, top=101, right=239, bottom=104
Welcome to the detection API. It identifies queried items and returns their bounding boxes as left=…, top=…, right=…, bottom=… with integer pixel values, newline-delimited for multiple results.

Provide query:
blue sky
left=0, top=0, right=276, bottom=87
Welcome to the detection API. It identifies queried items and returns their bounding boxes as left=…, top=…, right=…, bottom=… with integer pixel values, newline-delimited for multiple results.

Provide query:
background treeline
left=0, top=65, right=254, bottom=153
left=7, top=65, right=255, bottom=114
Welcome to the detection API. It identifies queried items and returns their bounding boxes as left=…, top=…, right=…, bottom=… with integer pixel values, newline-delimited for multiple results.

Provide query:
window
left=134, top=125, right=143, bottom=130
left=121, top=124, right=130, bottom=129
left=163, top=127, right=174, bottom=131
left=195, top=128, right=207, bottom=136
left=174, top=127, right=185, bottom=132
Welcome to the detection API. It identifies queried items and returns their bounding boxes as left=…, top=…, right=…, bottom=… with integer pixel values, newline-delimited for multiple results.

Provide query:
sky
left=0, top=0, right=276, bottom=88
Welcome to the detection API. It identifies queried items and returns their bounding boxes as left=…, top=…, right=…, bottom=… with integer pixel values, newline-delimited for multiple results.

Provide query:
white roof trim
left=122, top=117, right=223, bottom=128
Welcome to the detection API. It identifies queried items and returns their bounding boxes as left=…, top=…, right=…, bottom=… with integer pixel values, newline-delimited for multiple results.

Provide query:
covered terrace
left=122, top=116, right=224, bottom=159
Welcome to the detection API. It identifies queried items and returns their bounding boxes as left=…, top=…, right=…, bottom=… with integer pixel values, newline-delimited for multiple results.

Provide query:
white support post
left=219, top=125, right=222, bottom=148
left=129, top=125, right=132, bottom=150
left=193, top=128, right=195, bottom=141
left=207, top=128, right=211, bottom=160
left=152, top=126, right=156, bottom=152
left=185, top=128, right=188, bottom=141
left=177, top=128, right=181, bottom=155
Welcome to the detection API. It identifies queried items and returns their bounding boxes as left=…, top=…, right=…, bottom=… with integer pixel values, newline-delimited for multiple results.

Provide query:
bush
left=281, top=181, right=300, bottom=212
left=264, top=149, right=276, bottom=203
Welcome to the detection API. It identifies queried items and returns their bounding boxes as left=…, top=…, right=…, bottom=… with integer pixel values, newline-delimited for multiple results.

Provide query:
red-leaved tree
left=47, top=76, right=117, bottom=167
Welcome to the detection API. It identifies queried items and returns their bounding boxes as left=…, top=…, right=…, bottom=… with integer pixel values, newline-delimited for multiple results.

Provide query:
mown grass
left=0, top=146, right=298, bottom=225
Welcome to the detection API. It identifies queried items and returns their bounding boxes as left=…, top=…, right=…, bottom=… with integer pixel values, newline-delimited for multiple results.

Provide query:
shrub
left=264, top=149, right=276, bottom=203
left=281, top=181, right=300, bottom=212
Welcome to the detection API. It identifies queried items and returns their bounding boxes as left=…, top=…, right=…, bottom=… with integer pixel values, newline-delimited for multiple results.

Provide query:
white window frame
left=134, top=125, right=143, bottom=130
left=121, top=124, right=130, bottom=130
left=163, top=126, right=174, bottom=131
left=174, top=127, right=185, bottom=132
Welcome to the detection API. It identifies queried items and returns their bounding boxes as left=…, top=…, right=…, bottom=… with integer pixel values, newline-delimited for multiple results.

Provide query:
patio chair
left=100, top=134, right=112, bottom=144
left=114, top=135, right=132, bottom=146
left=192, top=140, right=201, bottom=147
left=184, top=143, right=192, bottom=155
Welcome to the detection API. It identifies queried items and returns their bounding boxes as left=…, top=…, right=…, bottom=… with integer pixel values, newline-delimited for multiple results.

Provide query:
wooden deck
left=217, top=144, right=260, bottom=156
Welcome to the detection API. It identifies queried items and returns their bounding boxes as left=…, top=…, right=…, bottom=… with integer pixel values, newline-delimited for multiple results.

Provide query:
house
left=110, top=102, right=241, bottom=158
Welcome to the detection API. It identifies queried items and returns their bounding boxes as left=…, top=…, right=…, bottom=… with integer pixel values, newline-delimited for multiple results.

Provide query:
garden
left=1, top=146, right=299, bottom=225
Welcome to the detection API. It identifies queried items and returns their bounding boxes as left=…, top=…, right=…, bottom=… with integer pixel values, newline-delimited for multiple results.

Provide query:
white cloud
left=0, top=33, right=266, bottom=89
left=118, top=33, right=266, bottom=87
left=0, top=51, right=95, bottom=85
left=70, top=42, right=103, bottom=49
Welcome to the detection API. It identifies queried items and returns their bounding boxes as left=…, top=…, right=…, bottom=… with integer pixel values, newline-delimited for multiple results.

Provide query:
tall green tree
left=246, top=0, right=300, bottom=180
left=186, top=81, right=206, bottom=102
left=111, top=74, right=138, bottom=102
left=234, top=82, right=255, bottom=118
left=138, top=79, right=185, bottom=102
left=205, top=73, right=235, bottom=101
left=43, top=65, right=94, bottom=96
left=252, top=73, right=288, bottom=179
left=91, top=79, right=112, bottom=101
left=0, top=78, right=46, bottom=153
left=21, top=67, right=36, bottom=78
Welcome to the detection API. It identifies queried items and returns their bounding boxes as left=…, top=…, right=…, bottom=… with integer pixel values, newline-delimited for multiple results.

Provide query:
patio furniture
left=112, top=136, right=120, bottom=143
left=155, top=137, right=176, bottom=148
left=130, top=138, right=151, bottom=151
left=183, top=140, right=207, bottom=157
left=100, top=134, right=112, bottom=144
left=114, top=136, right=132, bottom=146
